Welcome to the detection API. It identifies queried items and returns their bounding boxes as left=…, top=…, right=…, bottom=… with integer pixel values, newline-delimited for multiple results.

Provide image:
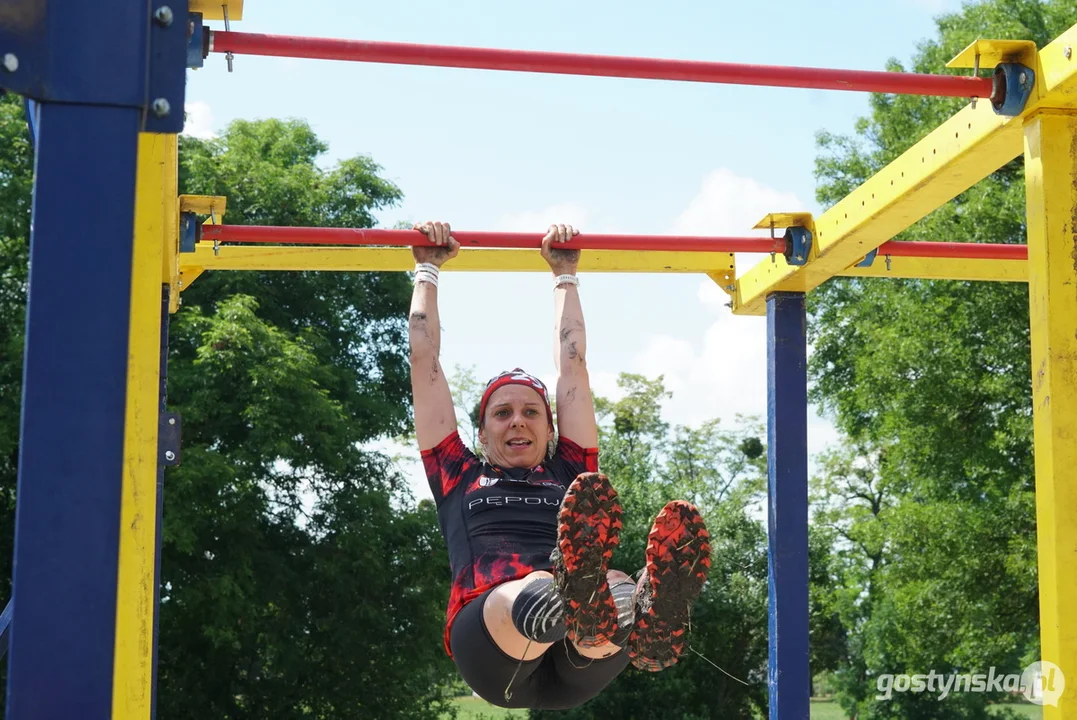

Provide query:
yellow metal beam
left=113, top=134, right=168, bottom=719
left=1024, top=111, right=1077, bottom=719
left=159, top=141, right=181, bottom=312
left=837, top=255, right=1026, bottom=282
left=733, top=22, right=1077, bottom=316
left=178, top=243, right=737, bottom=276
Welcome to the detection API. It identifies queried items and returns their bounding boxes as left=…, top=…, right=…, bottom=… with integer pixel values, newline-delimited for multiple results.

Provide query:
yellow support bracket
left=947, top=39, right=1037, bottom=69
left=731, top=22, right=1077, bottom=316
left=179, top=194, right=227, bottom=219
left=189, top=0, right=243, bottom=21
left=707, top=250, right=737, bottom=297
left=171, top=196, right=228, bottom=307
left=752, top=212, right=814, bottom=232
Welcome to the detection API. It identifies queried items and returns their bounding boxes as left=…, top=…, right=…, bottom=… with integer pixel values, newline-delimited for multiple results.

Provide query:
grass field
left=446, top=695, right=1045, bottom=719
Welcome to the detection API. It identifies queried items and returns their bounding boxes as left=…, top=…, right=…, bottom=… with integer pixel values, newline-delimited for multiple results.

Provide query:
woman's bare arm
left=409, top=221, right=461, bottom=451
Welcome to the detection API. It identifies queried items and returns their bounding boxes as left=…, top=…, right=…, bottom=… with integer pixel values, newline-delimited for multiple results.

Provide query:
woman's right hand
left=412, top=221, right=460, bottom=266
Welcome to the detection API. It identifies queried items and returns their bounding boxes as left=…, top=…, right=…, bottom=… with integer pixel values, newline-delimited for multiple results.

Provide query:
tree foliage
left=0, top=110, right=456, bottom=718
left=808, top=1, right=1076, bottom=717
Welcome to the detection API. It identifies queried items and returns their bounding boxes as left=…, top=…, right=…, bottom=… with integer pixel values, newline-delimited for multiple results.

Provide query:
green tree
left=158, top=119, right=456, bottom=718
left=808, top=1, right=1075, bottom=717
left=0, top=91, right=34, bottom=706
left=0, top=110, right=457, bottom=718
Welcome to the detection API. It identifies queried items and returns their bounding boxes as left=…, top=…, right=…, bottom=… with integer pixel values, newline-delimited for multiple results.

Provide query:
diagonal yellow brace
left=1024, top=111, right=1077, bottom=719
left=733, top=22, right=1077, bottom=316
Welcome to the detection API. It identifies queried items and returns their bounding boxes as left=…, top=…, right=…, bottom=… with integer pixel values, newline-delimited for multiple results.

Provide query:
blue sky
left=184, top=0, right=965, bottom=500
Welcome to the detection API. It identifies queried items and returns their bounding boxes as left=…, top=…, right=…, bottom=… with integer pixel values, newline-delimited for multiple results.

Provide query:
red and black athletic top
left=421, top=431, right=599, bottom=656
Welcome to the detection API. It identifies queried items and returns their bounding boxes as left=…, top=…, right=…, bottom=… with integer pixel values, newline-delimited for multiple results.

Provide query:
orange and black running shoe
left=628, top=500, right=711, bottom=671
left=551, top=472, right=624, bottom=648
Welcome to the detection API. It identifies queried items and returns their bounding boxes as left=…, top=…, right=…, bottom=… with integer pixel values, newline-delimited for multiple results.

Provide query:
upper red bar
left=210, top=31, right=994, bottom=99
left=200, top=225, right=786, bottom=253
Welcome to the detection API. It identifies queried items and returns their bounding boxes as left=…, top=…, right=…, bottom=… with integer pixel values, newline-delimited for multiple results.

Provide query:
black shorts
left=449, top=586, right=631, bottom=710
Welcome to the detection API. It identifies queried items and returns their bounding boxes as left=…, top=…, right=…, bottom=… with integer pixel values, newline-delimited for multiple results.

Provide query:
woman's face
left=478, top=384, right=553, bottom=468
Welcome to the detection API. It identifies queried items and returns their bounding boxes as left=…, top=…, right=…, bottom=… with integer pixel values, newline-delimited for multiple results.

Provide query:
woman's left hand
left=540, top=223, right=581, bottom=275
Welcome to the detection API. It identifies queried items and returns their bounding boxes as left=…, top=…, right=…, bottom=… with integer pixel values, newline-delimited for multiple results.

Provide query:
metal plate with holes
left=159, top=412, right=182, bottom=466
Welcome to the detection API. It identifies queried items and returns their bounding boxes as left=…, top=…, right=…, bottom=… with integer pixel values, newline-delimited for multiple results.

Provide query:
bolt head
left=165, top=450, right=176, bottom=461
left=168, top=417, right=176, bottom=426
left=2, top=53, right=17, bottom=72
left=1019, top=72, right=1028, bottom=85
left=151, top=98, right=171, bottom=117
left=1066, top=46, right=1073, bottom=59
left=155, top=6, right=174, bottom=26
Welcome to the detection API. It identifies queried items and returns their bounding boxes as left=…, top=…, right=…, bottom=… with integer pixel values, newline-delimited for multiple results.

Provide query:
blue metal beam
left=6, top=102, right=142, bottom=720
left=766, top=291, right=810, bottom=720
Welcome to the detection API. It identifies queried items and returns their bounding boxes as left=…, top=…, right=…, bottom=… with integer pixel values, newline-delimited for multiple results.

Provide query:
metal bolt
left=155, top=6, right=174, bottom=26
left=168, top=417, right=176, bottom=426
left=165, top=450, right=176, bottom=461
left=1066, top=47, right=1073, bottom=60
left=152, top=98, right=171, bottom=117
left=1019, top=72, right=1028, bottom=86
left=2, top=53, right=17, bottom=72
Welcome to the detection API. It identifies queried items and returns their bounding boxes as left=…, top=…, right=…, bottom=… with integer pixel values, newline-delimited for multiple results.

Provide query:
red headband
left=479, top=368, right=553, bottom=428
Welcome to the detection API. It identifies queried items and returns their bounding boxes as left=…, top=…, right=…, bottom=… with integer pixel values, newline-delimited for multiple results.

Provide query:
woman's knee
left=482, top=572, right=555, bottom=661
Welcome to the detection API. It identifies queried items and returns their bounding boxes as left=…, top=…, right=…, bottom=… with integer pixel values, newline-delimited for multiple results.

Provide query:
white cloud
left=672, top=167, right=806, bottom=273
left=623, top=168, right=801, bottom=426
left=673, top=168, right=805, bottom=237
left=182, top=101, right=217, bottom=139
left=622, top=168, right=841, bottom=457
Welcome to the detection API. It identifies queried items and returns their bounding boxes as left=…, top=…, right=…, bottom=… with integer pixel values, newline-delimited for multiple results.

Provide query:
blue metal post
left=766, top=291, right=810, bottom=720
left=1, top=3, right=187, bottom=716
left=7, top=102, right=142, bottom=720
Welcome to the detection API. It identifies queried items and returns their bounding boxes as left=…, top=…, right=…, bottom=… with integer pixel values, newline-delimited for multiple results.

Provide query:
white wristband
left=553, top=274, right=579, bottom=289
left=415, top=262, right=440, bottom=276
left=415, top=270, right=439, bottom=288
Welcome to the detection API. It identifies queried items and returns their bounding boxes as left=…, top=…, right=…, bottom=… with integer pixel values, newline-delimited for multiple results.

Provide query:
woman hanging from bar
left=408, top=220, right=712, bottom=709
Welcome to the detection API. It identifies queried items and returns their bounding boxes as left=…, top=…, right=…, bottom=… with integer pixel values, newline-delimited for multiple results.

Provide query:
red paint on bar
left=200, top=225, right=1028, bottom=260
left=877, top=241, right=1027, bottom=260
left=210, top=31, right=994, bottom=99
left=200, top=225, right=785, bottom=254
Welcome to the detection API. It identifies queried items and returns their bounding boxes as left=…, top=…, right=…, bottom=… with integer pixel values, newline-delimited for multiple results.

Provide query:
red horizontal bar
left=200, top=225, right=785, bottom=254
left=200, top=225, right=1029, bottom=260
left=877, top=240, right=1027, bottom=260
left=210, top=31, right=994, bottom=99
